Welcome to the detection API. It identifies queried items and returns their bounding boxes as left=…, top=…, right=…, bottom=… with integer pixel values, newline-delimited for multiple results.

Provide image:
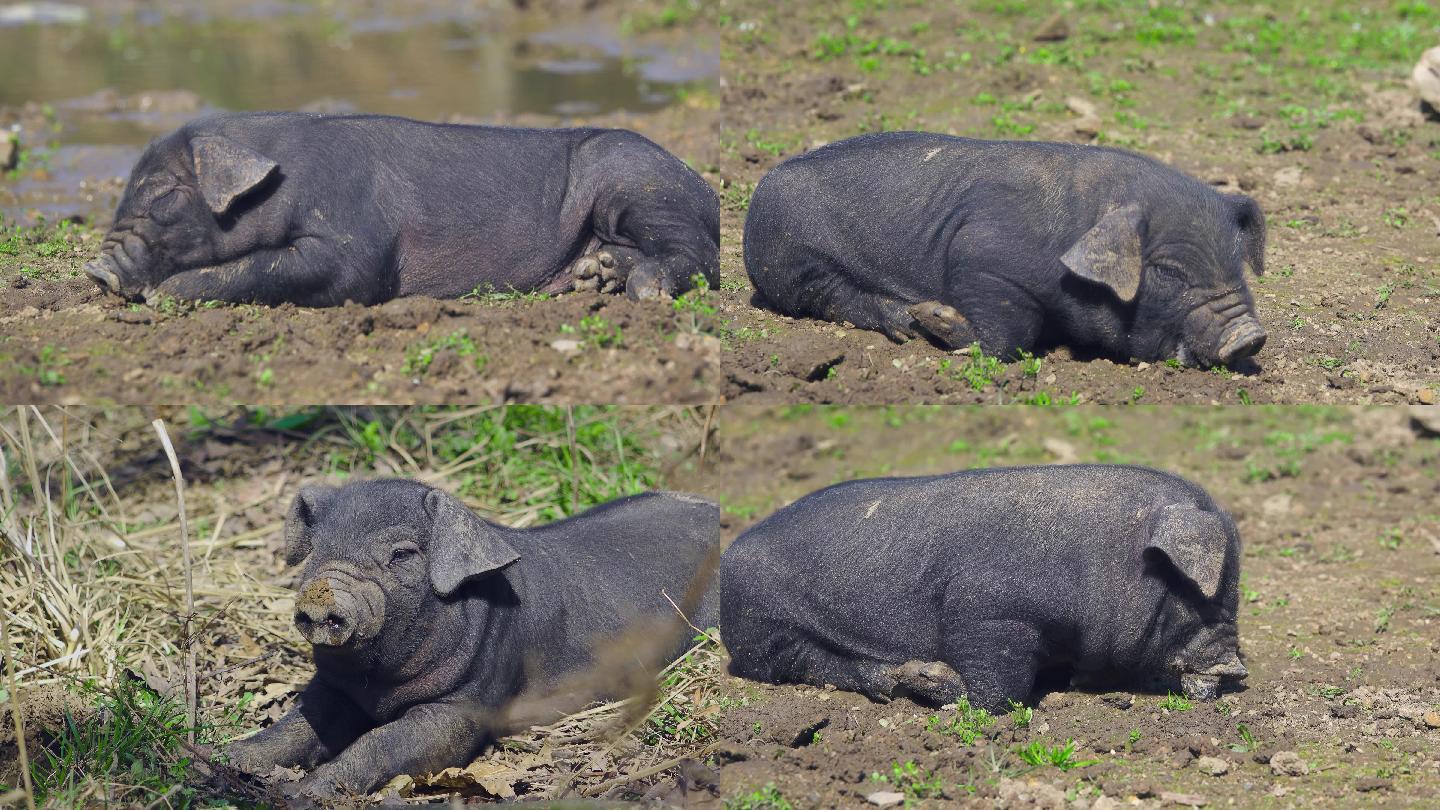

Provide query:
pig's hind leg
left=568, top=131, right=719, bottom=301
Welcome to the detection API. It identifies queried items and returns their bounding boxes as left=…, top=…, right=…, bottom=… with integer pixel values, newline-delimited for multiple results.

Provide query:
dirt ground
left=715, top=1, right=1440, bottom=405
left=699, top=405, right=1440, bottom=807
left=0, top=0, right=722, bottom=405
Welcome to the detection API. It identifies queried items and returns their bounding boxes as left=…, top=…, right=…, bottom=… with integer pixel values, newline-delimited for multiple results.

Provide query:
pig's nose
left=294, top=577, right=355, bottom=647
left=84, top=258, right=120, bottom=292
left=294, top=602, right=353, bottom=647
left=1215, top=318, right=1266, bottom=366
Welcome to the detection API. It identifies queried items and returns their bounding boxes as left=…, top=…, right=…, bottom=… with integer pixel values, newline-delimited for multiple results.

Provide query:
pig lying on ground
left=744, top=132, right=1268, bottom=368
left=720, top=464, right=1246, bottom=713
left=226, top=480, right=719, bottom=798
left=86, top=112, right=718, bottom=305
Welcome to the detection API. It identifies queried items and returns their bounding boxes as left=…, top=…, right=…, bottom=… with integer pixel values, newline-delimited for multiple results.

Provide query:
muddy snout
left=84, top=254, right=122, bottom=293
left=293, top=572, right=384, bottom=649
left=1214, top=314, right=1266, bottom=366
left=1180, top=655, right=1248, bottom=701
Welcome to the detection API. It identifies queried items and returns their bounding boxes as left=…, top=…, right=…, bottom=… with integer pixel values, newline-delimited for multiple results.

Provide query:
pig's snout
left=1214, top=315, right=1266, bottom=366
left=294, top=574, right=382, bottom=649
left=85, top=255, right=121, bottom=293
left=1199, top=655, right=1248, bottom=680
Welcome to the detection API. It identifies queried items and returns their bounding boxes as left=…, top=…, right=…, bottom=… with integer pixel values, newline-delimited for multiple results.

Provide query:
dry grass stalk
left=150, top=419, right=198, bottom=745
left=2, top=597, right=38, bottom=810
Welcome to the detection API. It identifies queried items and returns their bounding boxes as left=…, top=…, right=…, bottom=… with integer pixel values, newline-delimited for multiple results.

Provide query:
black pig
left=86, top=112, right=718, bottom=305
left=720, top=464, right=1246, bottom=712
left=226, top=480, right=718, bottom=798
left=744, top=132, right=1268, bottom=368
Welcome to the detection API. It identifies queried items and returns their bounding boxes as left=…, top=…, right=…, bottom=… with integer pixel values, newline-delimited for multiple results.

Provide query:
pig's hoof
left=1180, top=673, right=1221, bottom=701
left=907, top=301, right=975, bottom=349
left=569, top=251, right=624, bottom=294
left=891, top=659, right=965, bottom=706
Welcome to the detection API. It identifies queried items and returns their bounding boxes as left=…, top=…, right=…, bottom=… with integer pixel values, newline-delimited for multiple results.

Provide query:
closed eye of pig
left=87, top=111, right=719, bottom=307
left=743, top=132, right=1268, bottom=369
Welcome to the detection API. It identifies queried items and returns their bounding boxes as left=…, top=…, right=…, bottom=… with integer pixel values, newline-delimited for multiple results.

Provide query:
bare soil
left=715, top=1, right=1440, bottom=405
left=699, top=405, right=1440, bottom=807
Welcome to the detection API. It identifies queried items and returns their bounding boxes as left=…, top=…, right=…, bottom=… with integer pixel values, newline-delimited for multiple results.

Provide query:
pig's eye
left=150, top=189, right=187, bottom=224
left=389, top=545, right=419, bottom=565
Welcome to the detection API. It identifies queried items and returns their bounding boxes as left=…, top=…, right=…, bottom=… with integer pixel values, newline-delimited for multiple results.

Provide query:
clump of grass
left=925, top=696, right=995, bottom=744
left=1015, top=739, right=1100, bottom=771
left=870, top=759, right=944, bottom=803
left=403, top=330, right=488, bottom=375
left=725, top=783, right=793, bottom=810
left=1160, top=691, right=1195, bottom=711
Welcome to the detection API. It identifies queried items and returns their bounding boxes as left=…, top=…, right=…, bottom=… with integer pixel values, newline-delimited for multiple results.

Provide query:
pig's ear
left=1061, top=204, right=1144, bottom=302
left=424, top=489, right=520, bottom=597
left=1144, top=504, right=1229, bottom=600
left=190, top=135, right=279, bottom=215
left=284, top=484, right=336, bottom=567
left=1228, top=194, right=1266, bottom=277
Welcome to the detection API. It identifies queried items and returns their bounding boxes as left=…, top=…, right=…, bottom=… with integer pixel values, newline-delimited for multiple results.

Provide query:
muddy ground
left=700, top=405, right=1440, bottom=807
left=715, top=1, right=1440, bottom=405
left=0, top=0, right=721, bottom=405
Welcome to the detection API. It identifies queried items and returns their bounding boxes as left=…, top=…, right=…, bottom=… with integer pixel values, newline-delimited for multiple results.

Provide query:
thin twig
left=2, top=598, right=37, bottom=810
left=698, top=399, right=719, bottom=473
left=566, top=407, right=579, bottom=516
left=152, top=419, right=198, bottom=745
left=580, top=747, right=716, bottom=798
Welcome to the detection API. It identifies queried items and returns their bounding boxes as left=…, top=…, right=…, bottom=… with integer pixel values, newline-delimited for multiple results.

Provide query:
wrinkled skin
left=744, top=132, right=1268, bottom=368
left=225, top=480, right=719, bottom=800
left=87, top=112, right=719, bottom=306
left=720, top=464, right=1247, bottom=713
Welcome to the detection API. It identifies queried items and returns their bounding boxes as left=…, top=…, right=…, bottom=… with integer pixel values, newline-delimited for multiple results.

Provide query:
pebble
left=1424, top=711, right=1440, bottom=729
left=1196, top=756, right=1230, bottom=776
left=1270, top=751, right=1309, bottom=777
left=866, top=791, right=904, bottom=807
left=550, top=338, right=581, bottom=354
left=1414, top=46, right=1440, bottom=108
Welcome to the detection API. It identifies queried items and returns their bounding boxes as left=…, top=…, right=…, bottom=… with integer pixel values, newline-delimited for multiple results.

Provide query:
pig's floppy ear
left=1061, top=204, right=1144, bottom=302
left=190, top=135, right=279, bottom=215
left=284, top=484, right=336, bottom=567
left=1144, top=504, right=1229, bottom=600
left=1228, top=194, right=1266, bottom=277
left=424, top=489, right=520, bottom=597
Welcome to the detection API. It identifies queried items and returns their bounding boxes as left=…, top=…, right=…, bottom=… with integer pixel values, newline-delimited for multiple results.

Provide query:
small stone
left=1, top=134, right=16, bottom=171
left=1032, top=12, right=1069, bottom=42
left=1196, top=756, right=1229, bottom=776
left=1355, top=777, right=1392, bottom=793
left=1159, top=792, right=1207, bottom=807
left=1270, top=751, right=1309, bottom=777
left=1423, top=711, right=1440, bottom=729
left=1414, top=45, right=1440, bottom=108
left=1417, top=387, right=1436, bottom=405
left=1100, top=692, right=1134, bottom=710
left=866, top=791, right=904, bottom=807
left=1411, top=405, right=1440, bottom=437
left=550, top=338, right=581, bottom=354
left=1273, top=166, right=1303, bottom=187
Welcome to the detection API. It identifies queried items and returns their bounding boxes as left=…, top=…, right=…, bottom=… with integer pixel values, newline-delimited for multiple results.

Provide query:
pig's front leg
left=149, top=237, right=379, bottom=306
left=286, top=701, right=492, bottom=800
left=225, top=680, right=374, bottom=774
left=943, top=619, right=1046, bottom=713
